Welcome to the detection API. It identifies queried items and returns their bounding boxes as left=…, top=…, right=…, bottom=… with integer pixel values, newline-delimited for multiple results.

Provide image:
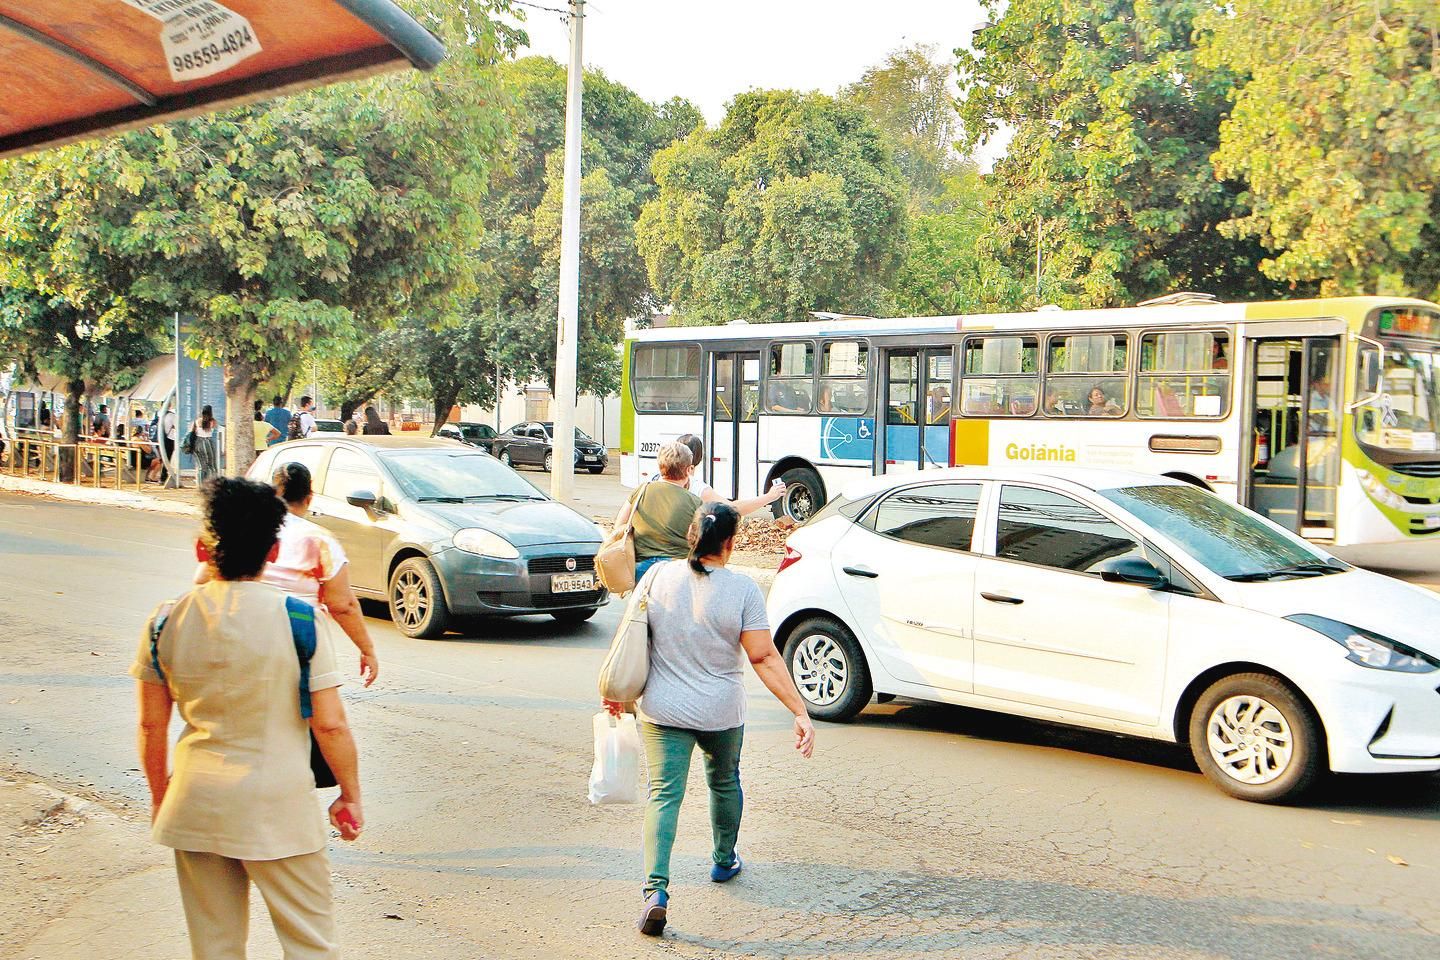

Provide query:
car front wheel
left=389, top=557, right=450, bottom=639
left=1189, top=672, right=1323, bottom=803
left=783, top=616, right=871, bottom=722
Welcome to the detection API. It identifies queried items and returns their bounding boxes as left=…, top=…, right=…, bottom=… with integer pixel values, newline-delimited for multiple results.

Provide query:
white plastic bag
left=588, top=711, right=642, bottom=805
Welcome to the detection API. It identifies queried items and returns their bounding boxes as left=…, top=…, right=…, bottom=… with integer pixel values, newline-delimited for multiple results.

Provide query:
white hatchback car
left=767, top=466, right=1440, bottom=802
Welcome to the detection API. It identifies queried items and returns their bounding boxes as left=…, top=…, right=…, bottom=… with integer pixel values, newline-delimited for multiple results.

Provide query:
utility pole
left=1035, top=217, right=1043, bottom=300
left=550, top=0, right=583, bottom=500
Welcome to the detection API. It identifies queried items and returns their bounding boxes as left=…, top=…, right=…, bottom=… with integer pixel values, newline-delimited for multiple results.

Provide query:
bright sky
left=508, top=0, right=1008, bottom=167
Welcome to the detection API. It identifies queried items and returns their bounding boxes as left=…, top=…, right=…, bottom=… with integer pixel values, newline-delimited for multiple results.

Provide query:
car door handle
left=842, top=565, right=879, bottom=579
left=980, top=591, right=1024, bottom=605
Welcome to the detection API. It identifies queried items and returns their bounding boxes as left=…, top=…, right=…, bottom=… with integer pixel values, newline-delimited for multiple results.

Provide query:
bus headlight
left=1355, top=469, right=1406, bottom=510
left=453, top=528, right=520, bottom=559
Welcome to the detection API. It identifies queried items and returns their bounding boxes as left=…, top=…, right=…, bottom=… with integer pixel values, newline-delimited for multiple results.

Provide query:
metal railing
left=3, top=435, right=148, bottom=492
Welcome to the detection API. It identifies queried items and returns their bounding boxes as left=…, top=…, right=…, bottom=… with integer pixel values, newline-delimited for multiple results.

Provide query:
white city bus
left=619, top=296, right=1440, bottom=546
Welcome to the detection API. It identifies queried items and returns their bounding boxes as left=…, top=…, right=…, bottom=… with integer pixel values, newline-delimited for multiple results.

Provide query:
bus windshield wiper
left=1226, top=561, right=1346, bottom=582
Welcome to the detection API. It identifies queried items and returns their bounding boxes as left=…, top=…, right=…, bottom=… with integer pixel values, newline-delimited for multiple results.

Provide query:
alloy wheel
left=1205, top=694, right=1294, bottom=785
left=792, top=632, right=849, bottom=706
left=392, top=569, right=429, bottom=630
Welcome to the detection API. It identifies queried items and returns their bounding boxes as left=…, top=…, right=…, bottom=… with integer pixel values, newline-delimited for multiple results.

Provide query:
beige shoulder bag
left=597, top=563, right=662, bottom=703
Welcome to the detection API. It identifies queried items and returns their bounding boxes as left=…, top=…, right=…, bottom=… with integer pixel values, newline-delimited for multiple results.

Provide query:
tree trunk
left=224, top=359, right=260, bottom=478
left=430, top=388, right=459, bottom=437
left=60, top=378, right=84, bottom=481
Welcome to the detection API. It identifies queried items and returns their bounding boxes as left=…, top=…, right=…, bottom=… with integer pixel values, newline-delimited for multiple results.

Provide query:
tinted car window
left=871, top=483, right=982, bottom=551
left=323, top=448, right=381, bottom=499
left=995, top=486, right=1143, bottom=574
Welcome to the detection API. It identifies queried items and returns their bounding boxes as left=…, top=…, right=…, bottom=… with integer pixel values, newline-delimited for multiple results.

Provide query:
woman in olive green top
left=613, top=441, right=702, bottom=580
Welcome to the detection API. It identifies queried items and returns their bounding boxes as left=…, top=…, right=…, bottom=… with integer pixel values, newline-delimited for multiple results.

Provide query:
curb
left=0, top=473, right=199, bottom=517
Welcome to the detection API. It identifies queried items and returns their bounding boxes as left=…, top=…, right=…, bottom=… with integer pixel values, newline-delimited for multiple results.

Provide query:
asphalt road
left=1, top=491, right=1438, bottom=959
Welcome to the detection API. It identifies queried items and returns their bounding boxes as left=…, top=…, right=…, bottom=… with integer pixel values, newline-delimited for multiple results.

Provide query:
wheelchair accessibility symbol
left=821, top=417, right=875, bottom=461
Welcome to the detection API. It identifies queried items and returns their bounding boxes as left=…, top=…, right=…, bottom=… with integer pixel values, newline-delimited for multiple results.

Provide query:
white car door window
left=973, top=484, right=1169, bottom=725
left=836, top=482, right=985, bottom=694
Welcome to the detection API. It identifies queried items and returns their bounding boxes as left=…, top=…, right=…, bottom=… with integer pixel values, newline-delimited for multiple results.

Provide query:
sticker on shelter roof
left=119, top=0, right=262, bottom=82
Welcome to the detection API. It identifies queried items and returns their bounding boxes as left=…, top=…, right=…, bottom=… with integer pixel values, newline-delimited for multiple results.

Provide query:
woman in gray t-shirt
left=604, top=502, right=816, bottom=937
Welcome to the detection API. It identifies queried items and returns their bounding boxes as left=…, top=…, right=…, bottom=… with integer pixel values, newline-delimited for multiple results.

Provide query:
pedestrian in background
left=160, top=407, right=178, bottom=482
left=264, top=395, right=291, bottom=446
left=675, top=434, right=786, bottom=516
left=611, top=442, right=701, bottom=580
left=362, top=406, right=390, bottom=436
left=134, top=478, right=363, bottom=960
left=605, top=501, right=815, bottom=936
left=189, top=405, right=220, bottom=484
left=195, top=462, right=379, bottom=685
left=343, top=419, right=359, bottom=435
left=289, top=396, right=317, bottom=440
left=254, top=408, right=280, bottom=453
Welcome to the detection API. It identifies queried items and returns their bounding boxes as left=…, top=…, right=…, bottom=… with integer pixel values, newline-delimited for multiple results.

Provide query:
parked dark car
left=437, top=421, right=499, bottom=453
left=249, top=435, right=606, bottom=638
left=492, top=421, right=608, bottom=474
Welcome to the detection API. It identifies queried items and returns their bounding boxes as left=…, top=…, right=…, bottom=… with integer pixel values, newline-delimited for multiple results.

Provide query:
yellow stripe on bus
left=952, top=419, right=989, bottom=466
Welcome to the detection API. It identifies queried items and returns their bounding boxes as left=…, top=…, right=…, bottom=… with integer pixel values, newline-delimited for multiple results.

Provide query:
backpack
left=149, top=595, right=336, bottom=788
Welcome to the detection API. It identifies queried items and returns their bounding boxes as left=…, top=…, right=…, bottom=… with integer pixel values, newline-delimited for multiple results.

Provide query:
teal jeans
left=640, top=721, right=745, bottom=895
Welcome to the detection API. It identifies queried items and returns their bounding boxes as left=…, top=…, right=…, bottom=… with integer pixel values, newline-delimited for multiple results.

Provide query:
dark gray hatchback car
left=248, top=435, right=606, bottom=638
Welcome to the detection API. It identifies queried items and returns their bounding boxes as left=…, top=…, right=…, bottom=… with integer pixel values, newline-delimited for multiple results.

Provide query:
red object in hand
left=336, top=809, right=359, bottom=831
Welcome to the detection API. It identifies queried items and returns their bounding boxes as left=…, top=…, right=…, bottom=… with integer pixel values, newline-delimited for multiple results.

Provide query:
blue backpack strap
left=148, top=602, right=175, bottom=685
left=284, top=596, right=318, bottom=719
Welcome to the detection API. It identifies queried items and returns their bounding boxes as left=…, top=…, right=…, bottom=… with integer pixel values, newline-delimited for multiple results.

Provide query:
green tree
left=1198, top=1, right=1440, bottom=296
left=888, top=168, right=1023, bottom=314
left=958, top=0, right=1294, bottom=309
left=844, top=45, right=962, bottom=211
left=637, top=90, right=908, bottom=324
left=0, top=146, right=165, bottom=470
left=474, top=57, right=698, bottom=394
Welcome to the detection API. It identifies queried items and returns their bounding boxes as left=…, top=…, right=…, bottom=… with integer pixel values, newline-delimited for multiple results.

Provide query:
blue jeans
left=640, top=721, right=745, bottom=895
left=634, top=556, right=669, bottom=581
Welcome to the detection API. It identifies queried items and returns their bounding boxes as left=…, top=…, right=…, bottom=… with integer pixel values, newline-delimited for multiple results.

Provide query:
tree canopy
left=636, top=90, right=909, bottom=324
left=1199, top=0, right=1440, bottom=297
left=958, top=0, right=1295, bottom=309
left=473, top=57, right=701, bottom=398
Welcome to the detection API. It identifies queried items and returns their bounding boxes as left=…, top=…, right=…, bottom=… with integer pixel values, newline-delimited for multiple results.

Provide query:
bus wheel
left=775, top=466, right=825, bottom=522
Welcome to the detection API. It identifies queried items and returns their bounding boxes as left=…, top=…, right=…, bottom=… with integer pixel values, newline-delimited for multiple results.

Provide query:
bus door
left=879, top=347, right=953, bottom=473
left=708, top=351, right=760, bottom=499
left=1245, top=336, right=1341, bottom=539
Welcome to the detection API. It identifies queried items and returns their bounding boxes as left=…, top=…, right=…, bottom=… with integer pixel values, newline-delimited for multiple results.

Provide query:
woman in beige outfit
left=133, top=478, right=363, bottom=959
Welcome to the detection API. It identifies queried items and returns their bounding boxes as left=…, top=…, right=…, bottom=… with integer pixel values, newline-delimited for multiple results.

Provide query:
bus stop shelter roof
left=0, top=1, right=445, bottom=161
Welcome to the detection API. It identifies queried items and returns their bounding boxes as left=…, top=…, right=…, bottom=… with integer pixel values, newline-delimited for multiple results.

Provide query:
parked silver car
left=249, top=436, right=606, bottom=637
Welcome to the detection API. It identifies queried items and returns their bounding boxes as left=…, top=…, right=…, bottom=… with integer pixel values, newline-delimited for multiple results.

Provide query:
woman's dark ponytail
left=687, top=501, right=739, bottom=574
left=272, top=461, right=313, bottom=505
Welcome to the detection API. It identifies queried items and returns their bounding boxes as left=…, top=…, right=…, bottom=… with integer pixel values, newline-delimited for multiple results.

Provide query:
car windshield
left=1354, top=341, right=1440, bottom=452
left=1098, top=484, right=1341, bottom=581
left=539, top=423, right=592, bottom=441
left=460, top=425, right=487, bottom=439
left=381, top=450, right=545, bottom=501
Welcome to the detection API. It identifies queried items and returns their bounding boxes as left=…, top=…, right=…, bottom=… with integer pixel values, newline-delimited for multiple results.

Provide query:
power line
left=510, top=0, right=575, bottom=17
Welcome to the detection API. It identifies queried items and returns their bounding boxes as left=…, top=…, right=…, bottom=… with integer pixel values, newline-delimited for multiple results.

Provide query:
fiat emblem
left=565, top=557, right=577, bottom=572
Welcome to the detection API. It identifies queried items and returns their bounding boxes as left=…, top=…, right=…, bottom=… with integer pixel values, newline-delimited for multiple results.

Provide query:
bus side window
left=960, top=335, right=1038, bottom=417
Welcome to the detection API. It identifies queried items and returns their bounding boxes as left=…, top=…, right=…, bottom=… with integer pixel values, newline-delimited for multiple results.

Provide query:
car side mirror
left=347, top=489, right=379, bottom=511
left=1098, top=557, right=1168, bottom=589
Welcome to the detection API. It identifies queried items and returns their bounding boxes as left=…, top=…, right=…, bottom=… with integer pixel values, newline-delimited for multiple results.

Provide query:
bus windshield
left=1355, top=342, right=1440, bottom=453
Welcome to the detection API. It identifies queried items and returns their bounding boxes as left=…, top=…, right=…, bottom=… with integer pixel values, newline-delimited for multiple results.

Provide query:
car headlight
left=452, top=528, right=519, bottom=559
left=1286, top=614, right=1440, bottom=672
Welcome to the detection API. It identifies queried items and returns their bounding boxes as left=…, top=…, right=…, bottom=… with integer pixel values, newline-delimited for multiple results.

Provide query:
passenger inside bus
left=1087, top=385, right=1123, bottom=416
left=926, top=386, right=951, bottom=422
left=768, top=382, right=810, bottom=413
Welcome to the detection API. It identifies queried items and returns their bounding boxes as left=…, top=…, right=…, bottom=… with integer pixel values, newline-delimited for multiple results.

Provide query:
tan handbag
left=597, top=482, right=650, bottom=595
left=597, top=564, right=661, bottom=702
left=595, top=519, right=636, bottom=595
